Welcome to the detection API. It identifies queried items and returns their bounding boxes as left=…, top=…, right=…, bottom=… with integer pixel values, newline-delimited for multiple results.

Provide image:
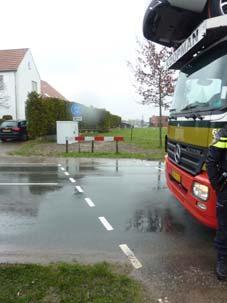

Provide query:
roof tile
left=41, top=80, right=67, bottom=100
left=0, top=48, right=28, bottom=71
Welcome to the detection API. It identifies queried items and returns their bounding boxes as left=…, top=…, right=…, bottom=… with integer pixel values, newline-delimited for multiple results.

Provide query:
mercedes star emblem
left=174, top=144, right=181, bottom=164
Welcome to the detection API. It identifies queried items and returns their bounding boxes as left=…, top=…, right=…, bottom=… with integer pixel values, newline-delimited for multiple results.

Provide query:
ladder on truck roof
left=166, top=15, right=227, bottom=70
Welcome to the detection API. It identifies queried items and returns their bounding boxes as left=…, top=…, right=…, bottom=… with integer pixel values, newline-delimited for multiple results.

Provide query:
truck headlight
left=192, top=182, right=209, bottom=201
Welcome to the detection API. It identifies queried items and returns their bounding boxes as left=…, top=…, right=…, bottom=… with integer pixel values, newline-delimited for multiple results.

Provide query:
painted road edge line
left=119, top=244, right=142, bottom=269
left=0, top=163, right=58, bottom=167
left=64, top=172, right=70, bottom=176
left=69, top=178, right=76, bottom=183
left=0, top=183, right=59, bottom=186
left=75, top=186, right=84, bottom=193
left=85, top=198, right=95, bottom=208
left=98, top=217, right=114, bottom=231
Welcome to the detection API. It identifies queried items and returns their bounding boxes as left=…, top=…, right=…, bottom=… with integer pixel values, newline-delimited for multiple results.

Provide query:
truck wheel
left=210, top=0, right=227, bottom=16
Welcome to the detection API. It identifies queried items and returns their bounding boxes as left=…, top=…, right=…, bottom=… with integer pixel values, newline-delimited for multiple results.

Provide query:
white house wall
left=0, top=72, right=16, bottom=119
left=16, top=50, right=41, bottom=119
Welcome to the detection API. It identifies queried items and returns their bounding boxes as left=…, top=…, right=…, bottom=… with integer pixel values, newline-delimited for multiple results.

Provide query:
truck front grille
left=167, top=140, right=207, bottom=176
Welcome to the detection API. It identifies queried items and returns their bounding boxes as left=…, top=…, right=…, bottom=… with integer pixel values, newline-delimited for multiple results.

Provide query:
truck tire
left=210, top=0, right=227, bottom=16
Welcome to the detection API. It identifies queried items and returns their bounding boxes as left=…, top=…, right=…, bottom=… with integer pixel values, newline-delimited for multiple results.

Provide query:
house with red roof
left=0, top=48, right=41, bottom=119
left=41, top=80, right=67, bottom=101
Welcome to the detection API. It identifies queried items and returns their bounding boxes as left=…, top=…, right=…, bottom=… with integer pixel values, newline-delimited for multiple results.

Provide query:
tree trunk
left=159, top=81, right=163, bottom=148
left=159, top=105, right=163, bottom=148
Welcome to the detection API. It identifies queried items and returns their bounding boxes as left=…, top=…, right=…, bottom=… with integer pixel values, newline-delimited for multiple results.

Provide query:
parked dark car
left=0, top=120, right=28, bottom=142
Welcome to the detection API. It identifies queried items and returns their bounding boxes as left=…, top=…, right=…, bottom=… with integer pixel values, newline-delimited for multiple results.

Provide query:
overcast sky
left=1, top=0, right=158, bottom=121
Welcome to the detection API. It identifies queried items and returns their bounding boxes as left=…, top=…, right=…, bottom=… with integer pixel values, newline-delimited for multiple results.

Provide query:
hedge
left=78, top=105, right=121, bottom=130
left=26, top=92, right=71, bottom=138
left=26, top=92, right=122, bottom=138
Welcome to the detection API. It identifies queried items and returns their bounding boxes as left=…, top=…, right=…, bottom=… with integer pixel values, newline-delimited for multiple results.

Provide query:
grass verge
left=9, top=139, right=165, bottom=160
left=0, top=262, right=149, bottom=303
left=81, top=128, right=167, bottom=149
left=9, top=140, right=39, bottom=157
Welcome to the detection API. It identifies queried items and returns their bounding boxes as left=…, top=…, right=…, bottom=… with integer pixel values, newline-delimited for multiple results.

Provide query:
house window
left=32, top=81, right=38, bottom=92
left=0, top=75, right=4, bottom=90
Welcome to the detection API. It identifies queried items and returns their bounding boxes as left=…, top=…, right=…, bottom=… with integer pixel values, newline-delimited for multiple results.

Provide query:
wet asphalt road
left=0, top=156, right=226, bottom=303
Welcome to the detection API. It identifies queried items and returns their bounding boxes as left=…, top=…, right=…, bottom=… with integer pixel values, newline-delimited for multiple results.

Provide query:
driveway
left=0, top=140, right=24, bottom=156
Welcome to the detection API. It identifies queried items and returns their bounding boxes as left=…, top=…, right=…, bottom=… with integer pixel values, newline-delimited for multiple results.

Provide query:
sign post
left=65, top=138, right=69, bottom=153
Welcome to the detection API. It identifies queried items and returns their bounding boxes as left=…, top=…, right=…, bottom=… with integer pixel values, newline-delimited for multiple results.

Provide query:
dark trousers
left=215, top=199, right=227, bottom=256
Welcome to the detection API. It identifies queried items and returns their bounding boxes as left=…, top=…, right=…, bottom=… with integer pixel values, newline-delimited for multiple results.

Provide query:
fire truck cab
left=143, top=1, right=227, bottom=228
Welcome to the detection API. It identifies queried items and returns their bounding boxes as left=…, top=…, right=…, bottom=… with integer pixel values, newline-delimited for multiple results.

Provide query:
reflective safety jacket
left=206, top=127, right=227, bottom=199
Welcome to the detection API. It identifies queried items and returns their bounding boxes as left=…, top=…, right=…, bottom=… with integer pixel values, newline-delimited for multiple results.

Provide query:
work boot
left=216, top=254, right=227, bottom=281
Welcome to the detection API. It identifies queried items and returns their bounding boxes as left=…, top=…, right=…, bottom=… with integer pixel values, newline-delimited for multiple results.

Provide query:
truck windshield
left=172, top=46, right=227, bottom=114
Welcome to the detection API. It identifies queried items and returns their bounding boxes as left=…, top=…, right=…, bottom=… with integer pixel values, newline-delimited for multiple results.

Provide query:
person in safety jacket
left=206, top=125, right=227, bottom=280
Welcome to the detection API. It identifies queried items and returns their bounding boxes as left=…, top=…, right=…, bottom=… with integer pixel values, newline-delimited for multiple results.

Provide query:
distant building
left=0, top=48, right=41, bottom=119
left=128, top=119, right=143, bottom=128
left=123, top=119, right=150, bottom=128
left=41, top=80, right=67, bottom=100
left=121, top=121, right=132, bottom=128
left=150, top=115, right=168, bottom=127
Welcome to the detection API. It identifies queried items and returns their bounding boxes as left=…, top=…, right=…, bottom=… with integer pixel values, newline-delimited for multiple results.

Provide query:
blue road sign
left=71, top=103, right=81, bottom=116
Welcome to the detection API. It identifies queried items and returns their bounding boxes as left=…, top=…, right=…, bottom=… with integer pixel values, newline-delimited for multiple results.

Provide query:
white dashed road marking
left=98, top=217, right=114, bottom=231
left=58, top=164, right=62, bottom=167
left=85, top=198, right=95, bottom=208
left=75, top=186, right=84, bottom=193
left=69, top=178, right=76, bottom=183
left=64, top=172, right=70, bottom=176
left=119, top=244, right=142, bottom=269
left=60, top=167, right=65, bottom=171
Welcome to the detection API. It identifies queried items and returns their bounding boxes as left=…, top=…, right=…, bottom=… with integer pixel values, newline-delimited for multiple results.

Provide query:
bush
left=78, top=105, right=121, bottom=130
left=26, top=93, right=122, bottom=138
left=26, top=92, right=71, bottom=138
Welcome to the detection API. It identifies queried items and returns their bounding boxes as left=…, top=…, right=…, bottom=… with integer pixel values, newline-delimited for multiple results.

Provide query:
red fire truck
left=143, top=1, right=227, bottom=228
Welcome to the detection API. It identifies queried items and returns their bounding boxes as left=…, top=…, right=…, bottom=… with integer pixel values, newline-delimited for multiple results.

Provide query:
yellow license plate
left=171, top=170, right=181, bottom=183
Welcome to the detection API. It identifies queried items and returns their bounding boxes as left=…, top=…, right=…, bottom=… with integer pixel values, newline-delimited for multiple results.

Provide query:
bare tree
left=128, top=39, right=175, bottom=148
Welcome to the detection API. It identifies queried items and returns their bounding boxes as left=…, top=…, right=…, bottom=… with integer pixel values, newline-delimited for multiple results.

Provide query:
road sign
left=71, top=103, right=81, bottom=116
left=73, top=116, right=82, bottom=122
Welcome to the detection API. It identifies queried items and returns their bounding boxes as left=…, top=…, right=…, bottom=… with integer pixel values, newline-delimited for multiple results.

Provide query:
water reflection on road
left=126, top=207, right=185, bottom=233
left=0, top=164, right=62, bottom=218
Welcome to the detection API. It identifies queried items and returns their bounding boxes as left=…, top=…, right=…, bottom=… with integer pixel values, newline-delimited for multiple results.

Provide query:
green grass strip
left=9, top=139, right=165, bottom=160
left=81, top=128, right=167, bottom=149
left=0, top=262, right=148, bottom=303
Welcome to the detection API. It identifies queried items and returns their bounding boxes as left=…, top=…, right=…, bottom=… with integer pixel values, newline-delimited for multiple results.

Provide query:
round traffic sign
left=71, top=103, right=81, bottom=116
